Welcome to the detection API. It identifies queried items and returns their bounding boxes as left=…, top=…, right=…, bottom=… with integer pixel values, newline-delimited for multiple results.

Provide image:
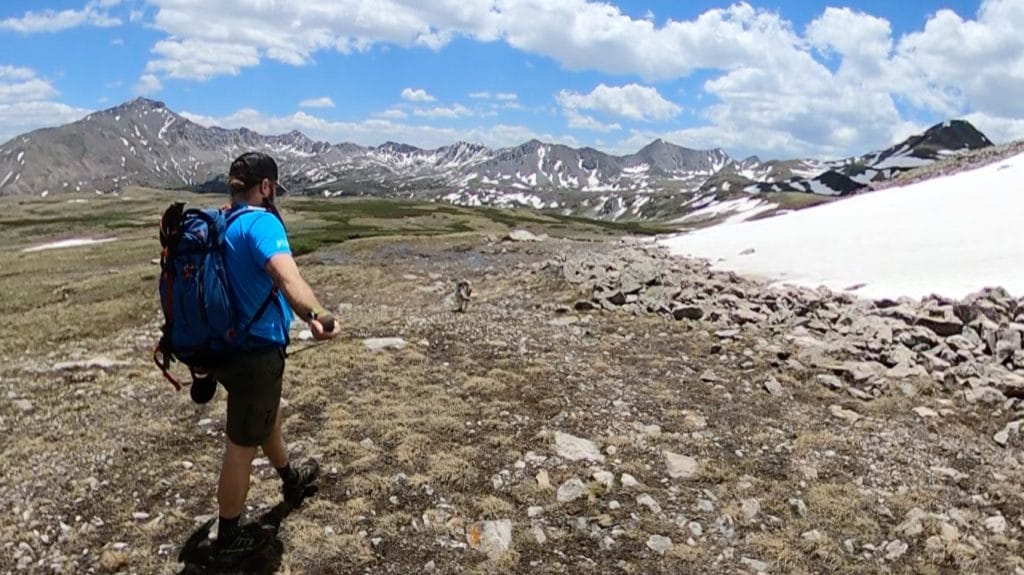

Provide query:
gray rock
left=984, top=514, right=1007, bottom=534
left=620, top=261, right=661, bottom=294
left=884, top=539, right=909, bottom=560
left=556, top=478, right=586, bottom=503
left=506, top=229, right=543, bottom=242
left=466, top=519, right=513, bottom=559
left=646, top=535, right=673, bottom=555
left=816, top=374, right=845, bottom=391
left=664, top=452, right=700, bottom=479
left=741, top=557, right=769, bottom=572
left=13, top=399, right=33, bottom=413
left=637, top=494, right=662, bottom=514
left=553, top=432, right=605, bottom=463
left=763, top=376, right=784, bottom=397
left=362, top=337, right=407, bottom=352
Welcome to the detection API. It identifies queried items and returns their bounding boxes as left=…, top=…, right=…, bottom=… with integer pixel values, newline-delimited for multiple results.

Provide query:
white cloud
left=375, top=108, right=409, bottom=119
left=146, top=39, right=261, bottom=80
left=564, top=109, right=621, bottom=132
left=0, top=66, right=90, bottom=144
left=558, top=84, right=681, bottom=122
left=133, top=74, right=163, bottom=96
left=414, top=104, right=472, bottom=119
left=180, top=107, right=578, bottom=150
left=300, top=97, right=336, bottom=109
left=135, top=0, right=1024, bottom=158
left=495, top=92, right=518, bottom=101
left=401, top=88, right=436, bottom=102
left=0, top=0, right=122, bottom=33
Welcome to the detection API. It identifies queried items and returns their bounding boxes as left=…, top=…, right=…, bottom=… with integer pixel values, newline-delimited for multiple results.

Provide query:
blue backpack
left=153, top=202, right=278, bottom=389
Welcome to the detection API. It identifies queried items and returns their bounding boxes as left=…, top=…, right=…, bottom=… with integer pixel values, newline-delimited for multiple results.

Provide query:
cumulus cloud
left=0, top=0, right=122, bottom=33
left=413, top=104, right=472, bottom=118
left=133, top=74, right=163, bottom=96
left=300, top=97, right=336, bottom=109
left=401, top=88, right=436, bottom=102
left=0, top=66, right=90, bottom=144
left=136, top=0, right=1024, bottom=157
left=557, top=83, right=681, bottom=122
left=564, top=109, right=621, bottom=132
left=180, top=107, right=577, bottom=150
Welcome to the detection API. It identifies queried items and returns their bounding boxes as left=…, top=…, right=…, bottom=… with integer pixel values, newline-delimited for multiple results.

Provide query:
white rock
left=298, top=329, right=314, bottom=341
left=829, top=404, right=861, bottom=423
left=802, top=529, right=823, bottom=543
left=621, top=473, right=641, bottom=488
left=553, top=432, right=605, bottom=463
left=362, top=337, right=407, bottom=352
left=637, top=494, right=662, bottom=514
left=506, top=229, right=543, bottom=242
left=527, top=506, right=544, bottom=518
left=664, top=452, right=699, bottom=479
left=132, top=512, right=150, bottom=521
left=741, top=498, right=761, bottom=522
left=531, top=524, right=547, bottom=545
left=884, top=539, right=908, bottom=560
left=556, top=478, right=586, bottom=503
left=985, top=515, right=1008, bottom=534
left=646, top=535, right=673, bottom=555
left=741, top=557, right=769, bottom=572
left=608, top=500, right=621, bottom=510
left=13, top=399, right=33, bottom=413
left=536, top=470, right=552, bottom=490
left=360, top=438, right=375, bottom=449
left=592, top=470, right=614, bottom=489
left=763, top=376, right=784, bottom=397
left=466, top=519, right=513, bottom=560
left=913, top=406, right=940, bottom=418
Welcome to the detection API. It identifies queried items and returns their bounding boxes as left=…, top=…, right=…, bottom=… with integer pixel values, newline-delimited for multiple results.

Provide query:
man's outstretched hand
left=310, top=313, right=339, bottom=340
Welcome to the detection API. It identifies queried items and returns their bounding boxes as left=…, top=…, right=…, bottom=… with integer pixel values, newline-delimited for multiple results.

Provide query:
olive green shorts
left=210, top=347, right=285, bottom=447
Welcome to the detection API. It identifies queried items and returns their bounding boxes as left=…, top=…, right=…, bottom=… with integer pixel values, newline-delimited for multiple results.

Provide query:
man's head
left=228, top=152, right=287, bottom=204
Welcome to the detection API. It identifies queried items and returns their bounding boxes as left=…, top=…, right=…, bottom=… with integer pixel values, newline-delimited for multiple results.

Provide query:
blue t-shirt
left=224, top=205, right=294, bottom=347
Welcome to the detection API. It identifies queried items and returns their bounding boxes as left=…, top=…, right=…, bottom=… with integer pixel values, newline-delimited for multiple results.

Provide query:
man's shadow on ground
left=176, top=487, right=316, bottom=575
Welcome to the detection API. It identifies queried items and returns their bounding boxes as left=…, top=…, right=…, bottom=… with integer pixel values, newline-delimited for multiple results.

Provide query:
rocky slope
left=0, top=98, right=993, bottom=222
left=6, top=225, right=1024, bottom=573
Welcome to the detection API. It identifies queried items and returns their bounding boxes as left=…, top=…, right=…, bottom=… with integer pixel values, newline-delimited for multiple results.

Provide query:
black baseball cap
left=228, top=151, right=290, bottom=194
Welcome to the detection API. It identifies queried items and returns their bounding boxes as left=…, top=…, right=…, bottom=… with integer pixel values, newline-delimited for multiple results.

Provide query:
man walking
left=202, top=151, right=339, bottom=555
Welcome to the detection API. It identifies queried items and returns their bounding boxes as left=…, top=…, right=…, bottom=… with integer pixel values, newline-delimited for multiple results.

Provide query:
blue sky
left=2, top=0, right=1021, bottom=159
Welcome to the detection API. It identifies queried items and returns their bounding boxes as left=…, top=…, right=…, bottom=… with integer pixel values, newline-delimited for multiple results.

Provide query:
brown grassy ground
left=1, top=190, right=1022, bottom=574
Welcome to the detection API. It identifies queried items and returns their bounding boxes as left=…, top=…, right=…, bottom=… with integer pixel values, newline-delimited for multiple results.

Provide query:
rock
left=884, top=539, right=909, bottom=560
left=53, top=356, right=127, bottom=371
left=789, top=498, right=808, bottom=518
left=913, top=406, right=940, bottom=419
left=621, top=474, right=641, bottom=489
left=531, top=524, right=547, bottom=545
left=620, top=261, right=661, bottom=294
left=646, top=535, right=673, bottom=555
left=506, top=229, right=543, bottom=242
left=556, top=478, right=586, bottom=503
left=995, top=429, right=1011, bottom=447
left=984, top=515, right=1007, bottom=534
left=802, top=530, right=823, bottom=543
left=466, top=519, right=513, bottom=560
left=12, top=399, right=33, bottom=413
left=298, top=329, right=314, bottom=341
left=673, top=305, right=705, bottom=321
left=592, top=470, right=615, bottom=489
left=99, top=550, right=127, bottom=572
left=637, top=494, right=662, bottom=514
left=553, top=432, right=605, bottom=463
left=741, top=498, right=761, bottom=523
left=916, top=312, right=964, bottom=338
left=816, top=374, right=845, bottom=391
left=763, top=376, right=784, bottom=397
left=536, top=470, right=552, bottom=490
left=930, top=466, right=968, bottom=481
left=741, top=557, right=769, bottom=572
left=664, top=452, right=700, bottom=479
left=527, top=506, right=544, bottom=518
left=830, top=404, right=861, bottom=424
left=362, top=337, right=407, bottom=352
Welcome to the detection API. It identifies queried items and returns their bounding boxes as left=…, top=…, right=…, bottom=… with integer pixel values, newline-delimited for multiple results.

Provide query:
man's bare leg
left=262, top=407, right=288, bottom=469
left=217, top=438, right=256, bottom=541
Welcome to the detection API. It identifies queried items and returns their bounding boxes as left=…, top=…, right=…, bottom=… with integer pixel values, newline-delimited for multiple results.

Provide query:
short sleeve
left=246, top=213, right=291, bottom=267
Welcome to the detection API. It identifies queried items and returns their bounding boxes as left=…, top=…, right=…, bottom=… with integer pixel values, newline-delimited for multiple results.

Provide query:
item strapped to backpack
left=153, top=202, right=280, bottom=390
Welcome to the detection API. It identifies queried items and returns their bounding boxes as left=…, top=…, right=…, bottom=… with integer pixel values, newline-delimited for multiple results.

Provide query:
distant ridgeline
left=0, top=98, right=993, bottom=222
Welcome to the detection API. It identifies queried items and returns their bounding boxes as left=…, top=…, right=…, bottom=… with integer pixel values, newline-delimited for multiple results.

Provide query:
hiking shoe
left=194, top=523, right=271, bottom=565
left=189, top=371, right=217, bottom=404
left=281, top=458, right=320, bottom=506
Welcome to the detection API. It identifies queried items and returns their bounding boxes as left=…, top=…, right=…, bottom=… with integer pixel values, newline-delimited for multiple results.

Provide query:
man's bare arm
left=266, top=253, right=338, bottom=339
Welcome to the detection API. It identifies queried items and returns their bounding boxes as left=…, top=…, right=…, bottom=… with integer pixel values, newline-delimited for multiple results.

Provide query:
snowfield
left=662, top=152, right=1024, bottom=300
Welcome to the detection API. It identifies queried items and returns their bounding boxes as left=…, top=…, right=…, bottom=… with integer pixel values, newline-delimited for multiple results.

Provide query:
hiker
left=200, top=151, right=340, bottom=555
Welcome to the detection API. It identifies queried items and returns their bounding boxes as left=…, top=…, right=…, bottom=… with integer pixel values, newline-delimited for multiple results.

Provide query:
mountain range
left=0, top=98, right=994, bottom=222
